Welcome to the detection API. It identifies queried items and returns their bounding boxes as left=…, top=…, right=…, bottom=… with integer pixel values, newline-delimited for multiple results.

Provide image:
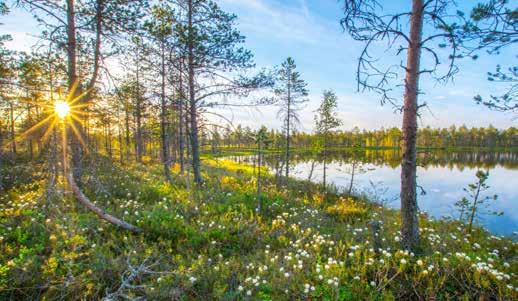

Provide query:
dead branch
left=66, top=172, right=141, bottom=233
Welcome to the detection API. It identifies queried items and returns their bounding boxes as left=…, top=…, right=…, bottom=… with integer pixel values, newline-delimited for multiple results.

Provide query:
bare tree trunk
left=257, top=143, right=262, bottom=197
left=400, top=0, right=424, bottom=251
left=135, top=47, right=143, bottom=163
left=285, top=77, right=291, bottom=179
left=123, top=99, right=131, bottom=161
left=307, top=160, right=316, bottom=182
left=118, top=117, right=124, bottom=164
left=159, top=39, right=172, bottom=183
left=26, top=102, right=33, bottom=160
left=322, top=134, right=327, bottom=190
left=66, top=172, right=140, bottom=232
left=348, top=160, right=357, bottom=195
left=467, top=182, right=482, bottom=234
left=67, top=0, right=83, bottom=183
left=9, top=101, right=16, bottom=155
left=187, top=0, right=202, bottom=184
left=178, top=59, right=185, bottom=173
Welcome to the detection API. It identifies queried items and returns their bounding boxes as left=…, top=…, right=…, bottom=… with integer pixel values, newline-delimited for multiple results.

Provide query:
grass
left=0, top=156, right=516, bottom=300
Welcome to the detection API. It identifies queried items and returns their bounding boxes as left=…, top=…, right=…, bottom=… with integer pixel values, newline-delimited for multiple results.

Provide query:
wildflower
left=189, top=276, right=197, bottom=283
left=370, top=281, right=376, bottom=287
left=416, top=259, right=423, bottom=266
left=354, top=276, right=360, bottom=281
left=400, top=259, right=407, bottom=265
left=246, top=290, right=252, bottom=296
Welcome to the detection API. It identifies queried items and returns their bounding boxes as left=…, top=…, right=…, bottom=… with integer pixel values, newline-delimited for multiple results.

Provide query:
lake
left=227, top=149, right=518, bottom=236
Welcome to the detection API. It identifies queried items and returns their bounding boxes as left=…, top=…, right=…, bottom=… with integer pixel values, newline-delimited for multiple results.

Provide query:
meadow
left=1, top=156, right=516, bottom=300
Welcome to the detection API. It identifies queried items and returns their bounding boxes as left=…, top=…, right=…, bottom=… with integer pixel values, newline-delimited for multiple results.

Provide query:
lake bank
left=213, top=148, right=518, bottom=236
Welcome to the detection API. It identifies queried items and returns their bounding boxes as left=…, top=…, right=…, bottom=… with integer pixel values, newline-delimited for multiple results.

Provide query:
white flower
left=238, top=285, right=244, bottom=292
left=354, top=276, right=360, bottom=280
left=400, top=259, right=407, bottom=265
left=416, top=259, right=423, bottom=266
left=189, top=276, right=197, bottom=283
left=370, top=281, right=376, bottom=287
left=246, top=290, right=252, bottom=296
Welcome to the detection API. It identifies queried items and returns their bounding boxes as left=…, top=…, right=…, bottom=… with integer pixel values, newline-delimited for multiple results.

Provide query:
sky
left=2, top=0, right=516, bottom=131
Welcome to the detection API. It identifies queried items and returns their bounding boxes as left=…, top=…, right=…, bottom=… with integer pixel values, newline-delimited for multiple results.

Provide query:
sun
left=54, top=100, right=71, bottom=119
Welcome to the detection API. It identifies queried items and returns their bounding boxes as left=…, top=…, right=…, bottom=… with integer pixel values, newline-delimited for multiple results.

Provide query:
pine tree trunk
left=467, top=182, right=482, bottom=234
left=285, top=76, right=291, bottom=179
left=348, top=160, right=356, bottom=195
left=187, top=0, right=202, bottom=184
left=66, top=0, right=84, bottom=183
left=400, top=0, right=424, bottom=251
left=178, top=59, right=185, bottom=173
left=135, top=47, right=143, bottom=163
left=160, top=40, right=172, bottom=183
left=323, top=134, right=327, bottom=190
left=9, top=101, right=16, bottom=155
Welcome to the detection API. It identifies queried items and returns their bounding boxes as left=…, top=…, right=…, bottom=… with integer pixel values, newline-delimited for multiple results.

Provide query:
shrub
left=326, top=197, right=369, bottom=222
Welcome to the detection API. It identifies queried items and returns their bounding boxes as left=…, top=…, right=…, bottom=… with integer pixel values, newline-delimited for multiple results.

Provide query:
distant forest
left=208, top=125, right=518, bottom=150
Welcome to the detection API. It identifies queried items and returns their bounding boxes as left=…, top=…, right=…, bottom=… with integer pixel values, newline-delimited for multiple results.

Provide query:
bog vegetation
left=0, top=0, right=517, bottom=300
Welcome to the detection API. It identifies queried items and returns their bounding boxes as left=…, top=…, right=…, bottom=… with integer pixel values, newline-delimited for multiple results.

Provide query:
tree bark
left=66, top=172, right=140, bottom=232
left=400, top=0, right=424, bottom=251
left=178, top=59, right=185, bottom=173
left=467, top=181, right=482, bottom=234
left=9, top=101, right=16, bottom=155
left=348, top=160, right=356, bottom=195
left=187, top=0, right=202, bottom=184
left=285, top=75, right=291, bottom=179
left=67, top=0, right=82, bottom=182
left=135, top=44, right=143, bottom=162
left=322, top=134, right=327, bottom=190
left=160, top=39, right=172, bottom=183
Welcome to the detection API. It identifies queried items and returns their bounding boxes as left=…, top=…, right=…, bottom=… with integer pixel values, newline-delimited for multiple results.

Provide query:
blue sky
left=3, top=0, right=516, bottom=131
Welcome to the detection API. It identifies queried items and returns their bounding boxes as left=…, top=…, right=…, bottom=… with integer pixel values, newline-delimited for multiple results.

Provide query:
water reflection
left=227, top=150, right=518, bottom=236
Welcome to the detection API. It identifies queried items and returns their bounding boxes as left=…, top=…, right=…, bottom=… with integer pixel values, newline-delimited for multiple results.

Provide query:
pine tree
left=314, top=90, right=342, bottom=190
left=275, top=57, right=308, bottom=180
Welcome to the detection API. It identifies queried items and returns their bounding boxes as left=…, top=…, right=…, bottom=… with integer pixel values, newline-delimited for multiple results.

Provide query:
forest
left=0, top=0, right=517, bottom=300
left=209, top=125, right=518, bottom=150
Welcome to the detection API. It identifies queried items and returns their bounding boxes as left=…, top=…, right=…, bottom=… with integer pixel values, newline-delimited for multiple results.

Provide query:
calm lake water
left=229, top=150, right=518, bottom=236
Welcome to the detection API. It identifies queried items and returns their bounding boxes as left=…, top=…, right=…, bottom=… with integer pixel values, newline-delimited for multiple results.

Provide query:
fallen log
left=66, top=172, right=141, bottom=233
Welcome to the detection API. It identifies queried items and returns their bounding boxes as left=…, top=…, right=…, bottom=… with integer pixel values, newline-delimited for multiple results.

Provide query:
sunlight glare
left=54, top=100, right=71, bottom=119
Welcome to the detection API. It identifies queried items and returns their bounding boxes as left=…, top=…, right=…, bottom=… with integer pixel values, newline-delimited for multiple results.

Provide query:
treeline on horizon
left=207, top=125, right=518, bottom=151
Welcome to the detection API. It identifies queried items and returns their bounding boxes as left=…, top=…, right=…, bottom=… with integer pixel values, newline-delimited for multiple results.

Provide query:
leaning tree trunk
left=66, top=172, right=140, bottom=232
left=400, top=0, right=424, bottom=251
left=63, top=0, right=137, bottom=232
